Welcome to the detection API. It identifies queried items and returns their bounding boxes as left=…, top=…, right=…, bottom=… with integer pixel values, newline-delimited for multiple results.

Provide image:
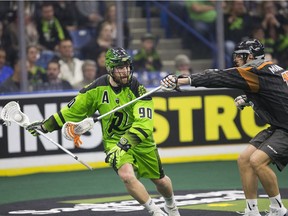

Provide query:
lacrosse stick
left=1, top=101, right=93, bottom=171
left=62, top=86, right=162, bottom=144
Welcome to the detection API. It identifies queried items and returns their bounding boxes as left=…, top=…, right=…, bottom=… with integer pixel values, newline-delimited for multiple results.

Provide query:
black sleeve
left=190, top=68, right=254, bottom=92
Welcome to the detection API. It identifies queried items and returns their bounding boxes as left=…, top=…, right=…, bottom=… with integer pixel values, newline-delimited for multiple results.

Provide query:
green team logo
left=138, top=85, right=147, bottom=96
left=107, top=110, right=131, bottom=135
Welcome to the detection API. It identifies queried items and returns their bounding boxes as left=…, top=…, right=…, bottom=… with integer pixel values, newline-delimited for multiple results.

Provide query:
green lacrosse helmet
left=105, top=47, right=133, bottom=86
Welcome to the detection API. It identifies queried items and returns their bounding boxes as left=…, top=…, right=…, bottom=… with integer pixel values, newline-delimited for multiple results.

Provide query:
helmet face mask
left=233, top=39, right=265, bottom=66
left=105, top=48, right=133, bottom=86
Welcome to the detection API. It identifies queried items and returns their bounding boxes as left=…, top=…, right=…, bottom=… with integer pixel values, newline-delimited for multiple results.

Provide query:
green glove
left=105, top=137, right=131, bottom=165
left=26, top=121, right=48, bottom=136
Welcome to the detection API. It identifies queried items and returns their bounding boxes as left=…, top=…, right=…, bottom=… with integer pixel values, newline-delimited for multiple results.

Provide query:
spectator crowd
left=0, top=1, right=288, bottom=94
left=0, top=1, right=125, bottom=94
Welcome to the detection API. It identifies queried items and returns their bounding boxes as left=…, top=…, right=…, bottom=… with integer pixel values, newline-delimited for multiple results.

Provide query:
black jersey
left=189, top=60, right=288, bottom=130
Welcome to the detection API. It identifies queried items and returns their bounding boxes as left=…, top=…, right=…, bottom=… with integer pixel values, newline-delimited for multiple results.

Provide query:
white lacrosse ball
left=14, top=113, right=23, bottom=122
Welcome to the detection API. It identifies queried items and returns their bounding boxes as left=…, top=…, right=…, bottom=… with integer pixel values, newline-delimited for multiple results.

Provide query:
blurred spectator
left=259, top=1, right=284, bottom=56
left=167, top=1, right=189, bottom=38
left=95, top=48, right=108, bottom=78
left=26, top=45, right=47, bottom=90
left=133, top=33, right=162, bottom=72
left=174, top=54, right=193, bottom=76
left=0, top=59, right=22, bottom=94
left=99, top=3, right=130, bottom=48
left=75, top=1, right=103, bottom=29
left=81, top=21, right=113, bottom=60
left=0, top=21, right=13, bottom=65
left=74, top=60, right=97, bottom=90
left=184, top=0, right=217, bottom=58
left=52, top=1, right=80, bottom=31
left=33, top=60, right=72, bottom=92
left=25, top=11, right=39, bottom=46
left=0, top=2, right=12, bottom=23
left=224, top=0, right=253, bottom=67
left=261, top=1, right=282, bottom=38
left=5, top=9, right=38, bottom=64
left=0, top=48, right=13, bottom=84
left=57, top=39, right=83, bottom=88
left=185, top=0, right=216, bottom=34
left=275, top=16, right=288, bottom=69
left=36, top=2, right=71, bottom=51
left=5, top=10, right=19, bottom=64
left=250, top=24, right=275, bottom=59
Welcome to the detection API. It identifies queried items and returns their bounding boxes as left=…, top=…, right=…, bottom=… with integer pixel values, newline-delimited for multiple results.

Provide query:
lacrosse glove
left=105, top=137, right=132, bottom=165
left=26, top=121, right=48, bottom=136
left=234, top=95, right=252, bottom=110
left=161, top=74, right=178, bottom=91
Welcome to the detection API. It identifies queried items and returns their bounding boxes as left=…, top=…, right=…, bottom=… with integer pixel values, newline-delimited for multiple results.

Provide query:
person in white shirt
left=58, top=39, right=83, bottom=88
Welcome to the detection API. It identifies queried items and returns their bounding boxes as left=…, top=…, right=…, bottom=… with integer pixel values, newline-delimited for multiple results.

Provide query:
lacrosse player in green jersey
left=26, top=47, right=180, bottom=216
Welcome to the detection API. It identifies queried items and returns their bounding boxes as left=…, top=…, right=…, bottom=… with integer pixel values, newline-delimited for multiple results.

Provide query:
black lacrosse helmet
left=233, top=39, right=265, bottom=64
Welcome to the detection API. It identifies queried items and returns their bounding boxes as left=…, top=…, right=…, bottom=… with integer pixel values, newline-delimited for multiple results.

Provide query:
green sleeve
left=43, top=89, right=99, bottom=132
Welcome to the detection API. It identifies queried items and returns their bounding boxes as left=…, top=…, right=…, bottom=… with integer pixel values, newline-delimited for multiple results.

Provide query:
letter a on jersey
left=102, top=91, right=109, bottom=103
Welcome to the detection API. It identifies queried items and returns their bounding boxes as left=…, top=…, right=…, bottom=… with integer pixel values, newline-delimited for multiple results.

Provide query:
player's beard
left=113, top=72, right=131, bottom=86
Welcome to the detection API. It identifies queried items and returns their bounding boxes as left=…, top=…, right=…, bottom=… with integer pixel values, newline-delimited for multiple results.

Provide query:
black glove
left=26, top=121, right=48, bottom=136
left=105, top=137, right=132, bottom=164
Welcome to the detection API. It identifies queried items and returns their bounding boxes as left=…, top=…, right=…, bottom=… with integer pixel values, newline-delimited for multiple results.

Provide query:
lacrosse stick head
left=1, top=101, right=30, bottom=128
left=62, top=117, right=94, bottom=147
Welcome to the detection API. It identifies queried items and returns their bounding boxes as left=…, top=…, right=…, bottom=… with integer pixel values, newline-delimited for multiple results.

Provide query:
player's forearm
left=43, top=115, right=62, bottom=132
left=177, top=77, right=190, bottom=86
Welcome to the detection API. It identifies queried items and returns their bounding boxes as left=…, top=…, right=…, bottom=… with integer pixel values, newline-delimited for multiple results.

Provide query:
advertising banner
left=0, top=89, right=267, bottom=175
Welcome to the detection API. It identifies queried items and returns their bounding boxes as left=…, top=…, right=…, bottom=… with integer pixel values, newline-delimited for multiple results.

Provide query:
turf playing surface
left=1, top=161, right=287, bottom=215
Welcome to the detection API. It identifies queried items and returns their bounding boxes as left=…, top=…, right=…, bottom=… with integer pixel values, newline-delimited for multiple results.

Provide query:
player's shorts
left=250, top=126, right=288, bottom=171
left=112, top=147, right=165, bottom=179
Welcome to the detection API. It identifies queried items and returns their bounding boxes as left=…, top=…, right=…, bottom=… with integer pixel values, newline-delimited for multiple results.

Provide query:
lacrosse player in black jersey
left=161, top=39, right=288, bottom=216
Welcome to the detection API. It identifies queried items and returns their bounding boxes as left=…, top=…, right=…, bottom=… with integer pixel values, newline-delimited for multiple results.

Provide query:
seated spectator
left=52, top=1, right=79, bottom=31
left=184, top=0, right=217, bottom=58
left=224, top=0, right=253, bottom=67
left=0, top=2, right=12, bottom=22
left=174, top=54, right=193, bottom=76
left=5, top=9, right=38, bottom=59
left=99, top=3, right=130, bottom=48
left=36, top=2, right=71, bottom=51
left=33, top=60, right=72, bottom=92
left=74, top=60, right=97, bottom=90
left=185, top=0, right=217, bottom=37
left=275, top=16, right=288, bottom=69
left=24, top=10, right=39, bottom=46
left=26, top=45, right=47, bottom=90
left=0, top=48, right=13, bottom=84
left=75, top=1, right=103, bottom=29
left=0, top=21, right=13, bottom=65
left=250, top=24, right=276, bottom=61
left=258, top=1, right=284, bottom=57
left=95, top=48, right=107, bottom=78
left=81, top=21, right=113, bottom=59
left=57, top=39, right=83, bottom=88
left=133, top=33, right=162, bottom=72
left=81, top=21, right=113, bottom=60
left=0, top=59, right=22, bottom=94
left=167, top=1, right=189, bottom=38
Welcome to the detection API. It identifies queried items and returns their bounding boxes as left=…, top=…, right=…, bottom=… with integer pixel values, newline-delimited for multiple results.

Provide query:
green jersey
left=44, top=75, right=156, bottom=153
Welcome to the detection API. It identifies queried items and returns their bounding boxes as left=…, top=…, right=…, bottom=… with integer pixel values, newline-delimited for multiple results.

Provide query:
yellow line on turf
left=0, top=154, right=239, bottom=176
left=161, top=154, right=239, bottom=164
